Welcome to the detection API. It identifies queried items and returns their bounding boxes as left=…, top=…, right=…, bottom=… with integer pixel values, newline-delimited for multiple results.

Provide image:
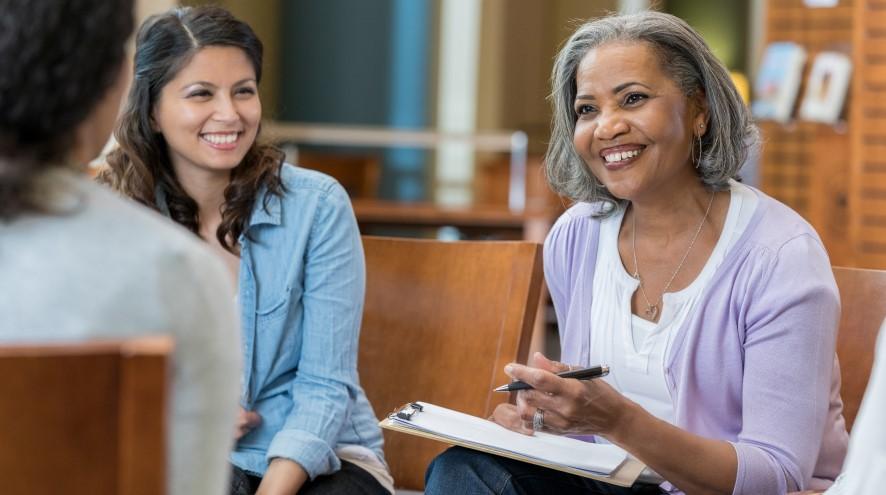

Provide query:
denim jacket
left=172, top=164, right=384, bottom=478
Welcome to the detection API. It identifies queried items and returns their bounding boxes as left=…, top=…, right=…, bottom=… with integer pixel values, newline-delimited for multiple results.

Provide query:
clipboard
left=380, top=401, right=646, bottom=488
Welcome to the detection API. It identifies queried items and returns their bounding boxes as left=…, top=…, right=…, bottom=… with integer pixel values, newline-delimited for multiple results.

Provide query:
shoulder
left=729, top=186, right=837, bottom=306
left=279, top=163, right=346, bottom=199
left=274, top=163, right=351, bottom=216
left=741, top=186, right=828, bottom=259
left=249, top=164, right=355, bottom=244
left=70, top=174, right=229, bottom=282
left=545, top=201, right=611, bottom=252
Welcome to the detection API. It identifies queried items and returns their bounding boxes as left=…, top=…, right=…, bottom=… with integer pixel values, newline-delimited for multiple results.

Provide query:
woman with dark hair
left=0, top=1, right=240, bottom=494
left=426, top=11, right=847, bottom=495
left=99, top=6, right=391, bottom=495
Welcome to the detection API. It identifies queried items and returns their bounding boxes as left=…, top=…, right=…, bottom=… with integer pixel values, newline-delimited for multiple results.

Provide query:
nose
left=212, top=95, right=238, bottom=123
left=593, top=108, right=629, bottom=141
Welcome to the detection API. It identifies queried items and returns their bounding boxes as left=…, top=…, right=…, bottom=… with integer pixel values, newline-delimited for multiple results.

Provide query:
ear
left=691, top=89, right=709, bottom=138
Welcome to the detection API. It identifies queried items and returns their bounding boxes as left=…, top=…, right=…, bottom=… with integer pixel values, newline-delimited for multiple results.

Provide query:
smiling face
left=572, top=41, right=706, bottom=203
left=152, top=45, right=261, bottom=180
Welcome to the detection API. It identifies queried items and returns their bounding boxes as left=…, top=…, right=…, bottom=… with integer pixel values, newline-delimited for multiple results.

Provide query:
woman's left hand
left=508, top=352, right=634, bottom=438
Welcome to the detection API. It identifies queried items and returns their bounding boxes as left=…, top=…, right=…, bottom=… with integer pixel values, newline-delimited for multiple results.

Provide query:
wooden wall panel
left=852, top=0, right=886, bottom=268
left=760, top=0, right=854, bottom=266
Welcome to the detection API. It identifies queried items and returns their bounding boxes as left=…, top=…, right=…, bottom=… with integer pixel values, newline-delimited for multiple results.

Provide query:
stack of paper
left=382, top=401, right=645, bottom=486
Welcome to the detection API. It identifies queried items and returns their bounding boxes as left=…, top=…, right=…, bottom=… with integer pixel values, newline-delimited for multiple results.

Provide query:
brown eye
left=623, top=93, right=647, bottom=106
left=187, top=89, right=212, bottom=98
left=576, top=104, right=597, bottom=116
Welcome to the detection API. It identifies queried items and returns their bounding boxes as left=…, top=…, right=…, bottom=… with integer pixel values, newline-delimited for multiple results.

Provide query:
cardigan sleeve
left=543, top=205, right=602, bottom=365
left=543, top=214, right=575, bottom=328
left=731, top=233, right=841, bottom=494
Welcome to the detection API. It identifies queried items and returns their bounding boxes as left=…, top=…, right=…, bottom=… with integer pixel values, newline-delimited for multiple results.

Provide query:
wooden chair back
left=295, top=151, right=381, bottom=198
left=358, top=236, right=544, bottom=490
left=833, top=266, right=886, bottom=430
left=0, top=336, right=172, bottom=495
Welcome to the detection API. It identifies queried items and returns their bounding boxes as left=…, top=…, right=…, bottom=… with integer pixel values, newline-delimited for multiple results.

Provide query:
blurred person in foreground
left=0, top=0, right=240, bottom=494
left=99, top=6, right=391, bottom=495
left=425, top=11, right=847, bottom=495
left=792, top=319, right=886, bottom=495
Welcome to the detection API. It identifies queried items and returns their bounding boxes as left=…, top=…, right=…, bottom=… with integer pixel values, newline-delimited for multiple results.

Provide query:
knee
left=426, top=446, right=473, bottom=477
left=425, top=447, right=505, bottom=494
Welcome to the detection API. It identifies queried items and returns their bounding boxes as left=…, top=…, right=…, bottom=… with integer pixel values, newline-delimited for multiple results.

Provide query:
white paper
left=392, top=402, right=627, bottom=475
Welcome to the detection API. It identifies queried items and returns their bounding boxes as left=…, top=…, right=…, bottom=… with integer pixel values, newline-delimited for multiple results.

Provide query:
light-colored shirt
left=591, top=181, right=758, bottom=429
left=0, top=169, right=241, bottom=495
left=216, top=164, right=390, bottom=490
left=825, top=320, right=886, bottom=495
left=545, top=185, right=848, bottom=495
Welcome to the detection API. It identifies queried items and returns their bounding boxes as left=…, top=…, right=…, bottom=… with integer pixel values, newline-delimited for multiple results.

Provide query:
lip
left=200, top=131, right=242, bottom=151
left=599, top=144, right=645, bottom=171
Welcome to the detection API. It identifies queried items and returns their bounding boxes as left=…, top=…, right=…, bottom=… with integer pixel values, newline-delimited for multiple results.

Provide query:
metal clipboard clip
left=392, top=402, right=424, bottom=421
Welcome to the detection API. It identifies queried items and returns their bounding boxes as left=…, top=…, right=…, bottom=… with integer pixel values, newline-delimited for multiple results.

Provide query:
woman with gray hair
left=425, top=11, right=848, bottom=495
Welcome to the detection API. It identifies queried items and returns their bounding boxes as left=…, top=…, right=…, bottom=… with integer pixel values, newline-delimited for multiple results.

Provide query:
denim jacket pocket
left=255, top=285, right=293, bottom=322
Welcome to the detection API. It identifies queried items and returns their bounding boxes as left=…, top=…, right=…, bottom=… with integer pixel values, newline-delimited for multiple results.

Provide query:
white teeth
left=604, top=148, right=641, bottom=163
left=203, top=133, right=238, bottom=145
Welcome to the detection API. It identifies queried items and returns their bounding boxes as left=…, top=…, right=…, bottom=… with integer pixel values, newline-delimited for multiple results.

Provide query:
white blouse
left=589, top=180, right=758, bottom=427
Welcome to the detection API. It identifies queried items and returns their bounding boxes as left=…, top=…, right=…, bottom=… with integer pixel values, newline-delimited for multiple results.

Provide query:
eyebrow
left=575, top=81, right=653, bottom=100
left=181, top=78, right=257, bottom=90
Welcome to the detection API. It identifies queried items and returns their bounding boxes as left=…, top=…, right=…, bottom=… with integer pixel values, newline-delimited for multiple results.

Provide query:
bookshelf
left=759, top=0, right=886, bottom=268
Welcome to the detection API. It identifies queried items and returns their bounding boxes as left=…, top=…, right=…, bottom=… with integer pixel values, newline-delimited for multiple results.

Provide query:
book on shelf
left=752, top=42, right=807, bottom=124
left=799, top=51, right=852, bottom=124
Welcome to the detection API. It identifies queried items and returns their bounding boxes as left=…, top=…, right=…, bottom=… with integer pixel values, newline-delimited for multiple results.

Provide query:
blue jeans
left=425, top=447, right=663, bottom=495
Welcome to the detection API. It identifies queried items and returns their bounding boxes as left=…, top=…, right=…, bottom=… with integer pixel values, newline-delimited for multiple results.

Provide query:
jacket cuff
left=266, top=429, right=340, bottom=480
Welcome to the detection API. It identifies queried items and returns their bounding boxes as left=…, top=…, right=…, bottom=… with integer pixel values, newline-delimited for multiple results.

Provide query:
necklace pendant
left=645, top=304, right=659, bottom=320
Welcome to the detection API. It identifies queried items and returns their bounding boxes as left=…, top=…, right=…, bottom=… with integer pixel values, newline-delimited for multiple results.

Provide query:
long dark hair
left=0, top=0, right=133, bottom=220
left=99, top=5, right=284, bottom=253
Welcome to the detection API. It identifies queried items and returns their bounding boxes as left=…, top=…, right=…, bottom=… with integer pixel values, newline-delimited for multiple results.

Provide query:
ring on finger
left=532, top=408, right=544, bottom=431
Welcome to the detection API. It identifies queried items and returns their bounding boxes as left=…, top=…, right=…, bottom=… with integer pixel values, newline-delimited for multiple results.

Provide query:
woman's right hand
left=490, top=353, right=574, bottom=435
left=235, top=407, right=262, bottom=440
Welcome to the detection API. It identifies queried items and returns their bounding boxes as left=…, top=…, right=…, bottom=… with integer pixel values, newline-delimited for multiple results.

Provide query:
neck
left=173, top=166, right=230, bottom=229
left=628, top=180, right=713, bottom=239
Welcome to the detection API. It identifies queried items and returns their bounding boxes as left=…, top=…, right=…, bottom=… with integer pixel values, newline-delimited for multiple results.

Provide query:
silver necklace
left=631, top=191, right=715, bottom=320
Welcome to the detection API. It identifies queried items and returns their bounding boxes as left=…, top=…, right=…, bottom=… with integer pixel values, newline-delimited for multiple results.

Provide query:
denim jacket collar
left=247, top=186, right=283, bottom=228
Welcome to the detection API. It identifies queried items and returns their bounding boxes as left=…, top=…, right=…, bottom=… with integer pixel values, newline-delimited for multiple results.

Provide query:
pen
left=493, top=364, right=610, bottom=392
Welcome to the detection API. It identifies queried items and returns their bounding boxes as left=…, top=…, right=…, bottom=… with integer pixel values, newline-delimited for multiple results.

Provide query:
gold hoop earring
left=694, top=123, right=705, bottom=169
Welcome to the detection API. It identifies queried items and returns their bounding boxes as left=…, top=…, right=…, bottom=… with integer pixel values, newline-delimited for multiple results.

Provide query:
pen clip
left=393, top=402, right=424, bottom=421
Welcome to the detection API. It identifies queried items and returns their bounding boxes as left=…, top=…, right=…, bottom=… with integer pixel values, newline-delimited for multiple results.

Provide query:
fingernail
left=504, top=364, right=515, bottom=375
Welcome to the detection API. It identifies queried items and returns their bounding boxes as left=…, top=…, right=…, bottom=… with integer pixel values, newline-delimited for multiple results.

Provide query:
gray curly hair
left=545, top=11, right=759, bottom=214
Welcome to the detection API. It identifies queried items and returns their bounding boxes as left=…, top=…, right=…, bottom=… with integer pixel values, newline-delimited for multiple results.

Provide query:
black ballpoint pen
left=493, top=364, right=610, bottom=392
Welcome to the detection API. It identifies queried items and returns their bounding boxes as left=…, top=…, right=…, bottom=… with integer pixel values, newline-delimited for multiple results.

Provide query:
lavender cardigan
left=544, top=188, right=848, bottom=494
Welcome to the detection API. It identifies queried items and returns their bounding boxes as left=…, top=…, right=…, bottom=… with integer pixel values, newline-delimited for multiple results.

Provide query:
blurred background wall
left=140, top=0, right=754, bottom=202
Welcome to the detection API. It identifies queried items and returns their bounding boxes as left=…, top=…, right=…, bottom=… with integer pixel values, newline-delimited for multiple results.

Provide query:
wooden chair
left=0, top=336, right=173, bottom=495
left=358, top=236, right=544, bottom=490
left=833, top=266, right=886, bottom=430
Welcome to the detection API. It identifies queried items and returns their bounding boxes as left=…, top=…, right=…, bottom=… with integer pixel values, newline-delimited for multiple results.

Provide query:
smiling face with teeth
left=152, top=45, right=261, bottom=180
left=571, top=41, right=707, bottom=203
